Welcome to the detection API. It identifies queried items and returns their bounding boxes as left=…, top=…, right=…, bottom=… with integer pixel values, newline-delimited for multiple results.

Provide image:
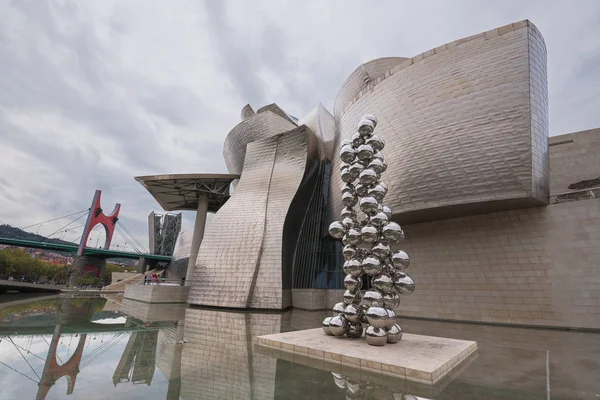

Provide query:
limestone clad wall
left=549, top=128, right=600, bottom=193
left=398, top=199, right=600, bottom=329
left=331, top=21, right=549, bottom=224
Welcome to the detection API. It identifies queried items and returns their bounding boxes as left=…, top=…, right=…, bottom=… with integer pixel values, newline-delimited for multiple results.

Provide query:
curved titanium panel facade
left=223, top=107, right=297, bottom=175
left=189, top=127, right=316, bottom=309
left=298, top=103, right=336, bottom=161
left=331, top=21, right=549, bottom=223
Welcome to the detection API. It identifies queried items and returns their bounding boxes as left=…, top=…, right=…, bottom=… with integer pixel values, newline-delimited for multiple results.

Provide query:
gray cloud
left=1, top=0, right=599, bottom=247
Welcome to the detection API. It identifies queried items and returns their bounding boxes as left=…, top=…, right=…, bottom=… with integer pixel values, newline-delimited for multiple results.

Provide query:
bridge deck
left=0, top=237, right=171, bottom=261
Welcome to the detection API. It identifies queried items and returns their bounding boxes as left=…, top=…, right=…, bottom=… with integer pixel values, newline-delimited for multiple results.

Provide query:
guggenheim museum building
left=140, top=20, right=600, bottom=331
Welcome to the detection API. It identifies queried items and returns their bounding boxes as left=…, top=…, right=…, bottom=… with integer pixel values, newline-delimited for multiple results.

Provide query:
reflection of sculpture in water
left=324, top=114, right=416, bottom=346
left=331, top=372, right=428, bottom=400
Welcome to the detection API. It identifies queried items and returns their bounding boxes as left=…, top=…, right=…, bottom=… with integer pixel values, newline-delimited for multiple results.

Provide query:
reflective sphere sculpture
left=365, top=326, right=387, bottom=346
left=343, top=289, right=361, bottom=305
left=360, top=224, right=378, bottom=243
left=344, top=274, right=362, bottom=291
left=349, top=162, right=364, bottom=179
left=351, top=132, right=364, bottom=147
left=326, top=113, right=415, bottom=345
left=322, top=317, right=333, bottom=335
left=329, top=315, right=348, bottom=337
left=359, top=169, right=378, bottom=187
left=346, top=323, right=364, bottom=338
left=382, top=222, right=404, bottom=244
left=340, top=145, right=356, bottom=163
left=387, top=324, right=402, bottom=343
left=328, top=221, right=345, bottom=239
left=344, top=303, right=363, bottom=323
left=333, top=302, right=346, bottom=316
left=359, top=196, right=379, bottom=215
left=371, top=241, right=391, bottom=260
left=332, top=373, right=347, bottom=389
left=363, top=290, right=383, bottom=306
left=373, top=273, right=393, bottom=294
left=366, top=135, right=385, bottom=151
left=366, top=306, right=388, bottom=329
left=391, top=250, right=410, bottom=270
left=394, top=273, right=415, bottom=295
left=342, top=191, right=358, bottom=207
left=358, top=118, right=375, bottom=136
left=362, top=256, right=382, bottom=276
left=346, top=228, right=361, bottom=245
left=357, top=144, right=374, bottom=162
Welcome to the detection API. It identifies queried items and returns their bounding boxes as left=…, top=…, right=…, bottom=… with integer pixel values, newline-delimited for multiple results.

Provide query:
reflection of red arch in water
left=36, top=325, right=87, bottom=400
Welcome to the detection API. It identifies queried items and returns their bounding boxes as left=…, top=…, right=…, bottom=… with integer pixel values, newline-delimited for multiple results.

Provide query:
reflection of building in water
left=112, top=330, right=159, bottom=386
left=156, top=324, right=184, bottom=400
left=181, top=308, right=286, bottom=400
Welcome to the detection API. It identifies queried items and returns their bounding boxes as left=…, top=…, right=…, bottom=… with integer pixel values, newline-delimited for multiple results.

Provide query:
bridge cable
left=115, top=223, right=146, bottom=253
left=44, top=213, right=89, bottom=242
left=80, top=332, right=126, bottom=369
left=113, top=227, right=142, bottom=253
left=9, top=340, right=45, bottom=362
left=8, top=337, right=40, bottom=380
left=116, top=222, right=148, bottom=253
left=41, top=336, right=64, bottom=365
left=20, top=210, right=89, bottom=230
left=114, top=225, right=144, bottom=253
left=0, top=360, right=38, bottom=383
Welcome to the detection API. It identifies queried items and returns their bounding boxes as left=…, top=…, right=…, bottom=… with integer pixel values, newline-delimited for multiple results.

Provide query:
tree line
left=0, top=247, right=136, bottom=286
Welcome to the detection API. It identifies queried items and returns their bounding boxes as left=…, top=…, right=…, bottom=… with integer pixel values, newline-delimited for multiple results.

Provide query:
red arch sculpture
left=77, top=190, right=121, bottom=256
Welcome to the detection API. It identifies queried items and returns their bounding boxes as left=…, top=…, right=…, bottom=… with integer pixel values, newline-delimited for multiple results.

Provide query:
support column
left=185, top=196, right=209, bottom=285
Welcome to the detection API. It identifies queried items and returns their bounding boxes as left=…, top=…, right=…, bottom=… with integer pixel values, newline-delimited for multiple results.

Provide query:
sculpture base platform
left=257, top=328, right=477, bottom=385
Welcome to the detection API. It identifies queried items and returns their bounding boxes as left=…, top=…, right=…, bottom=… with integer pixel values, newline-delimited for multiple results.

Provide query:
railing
left=549, top=186, right=600, bottom=204
left=138, top=278, right=186, bottom=287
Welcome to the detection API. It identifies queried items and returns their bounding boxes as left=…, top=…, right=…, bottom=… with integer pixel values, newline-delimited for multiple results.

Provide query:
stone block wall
left=398, top=199, right=600, bottom=329
left=549, top=128, right=600, bottom=193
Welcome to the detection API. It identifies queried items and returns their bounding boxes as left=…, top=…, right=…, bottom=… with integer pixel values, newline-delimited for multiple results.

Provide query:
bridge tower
left=69, top=190, right=121, bottom=285
left=36, top=325, right=88, bottom=400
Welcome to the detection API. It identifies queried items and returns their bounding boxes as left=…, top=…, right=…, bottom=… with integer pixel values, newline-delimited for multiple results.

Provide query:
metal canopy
left=134, top=173, right=239, bottom=212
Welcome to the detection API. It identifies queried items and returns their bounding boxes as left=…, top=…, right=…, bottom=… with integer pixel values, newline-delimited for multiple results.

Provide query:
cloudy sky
left=1, top=0, right=599, bottom=249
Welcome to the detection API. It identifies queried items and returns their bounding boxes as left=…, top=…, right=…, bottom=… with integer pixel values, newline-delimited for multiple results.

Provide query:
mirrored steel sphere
left=341, top=183, right=355, bottom=195
left=339, top=139, right=352, bottom=149
left=382, top=293, right=396, bottom=309
left=346, top=379, right=362, bottom=395
left=339, top=161, right=350, bottom=172
left=365, top=326, right=387, bottom=346
left=359, top=196, right=379, bottom=215
left=346, top=323, right=363, bottom=338
left=360, top=304, right=370, bottom=323
left=346, top=259, right=363, bottom=277
left=332, top=373, right=347, bottom=389
left=351, top=132, right=364, bottom=147
left=381, top=158, right=388, bottom=173
left=359, top=169, right=378, bottom=187
left=344, top=274, right=362, bottom=291
left=371, top=241, right=391, bottom=260
left=342, top=244, right=357, bottom=260
left=333, top=302, right=346, bottom=316
left=366, top=306, right=389, bottom=329
left=367, top=158, right=385, bottom=174
left=329, top=221, right=345, bottom=239
left=340, top=145, right=356, bottom=163
left=358, top=118, right=375, bottom=137
left=386, top=308, right=397, bottom=329
left=363, top=290, right=383, bottom=306
left=391, top=250, right=410, bottom=270
left=340, top=167, right=352, bottom=183
left=343, top=289, right=361, bottom=305
left=329, top=315, right=348, bottom=337
left=381, top=205, right=392, bottom=219
left=322, top=317, right=333, bottom=335
left=368, top=184, right=386, bottom=201
left=341, top=206, right=356, bottom=219
left=362, top=113, right=378, bottom=127
left=360, top=224, right=378, bottom=243
left=366, top=134, right=385, bottom=152
left=344, top=303, right=363, bottom=324
left=373, top=273, right=393, bottom=294
left=362, top=256, right=382, bottom=276
left=342, top=191, right=358, bottom=207
left=341, top=217, right=355, bottom=229
left=370, top=211, right=389, bottom=228
left=349, top=162, right=364, bottom=179
left=394, top=272, right=415, bottom=295
left=346, top=228, right=361, bottom=245
left=355, top=183, right=368, bottom=197
left=357, top=144, right=374, bottom=162
left=382, top=222, right=404, bottom=244
left=387, top=324, right=402, bottom=343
